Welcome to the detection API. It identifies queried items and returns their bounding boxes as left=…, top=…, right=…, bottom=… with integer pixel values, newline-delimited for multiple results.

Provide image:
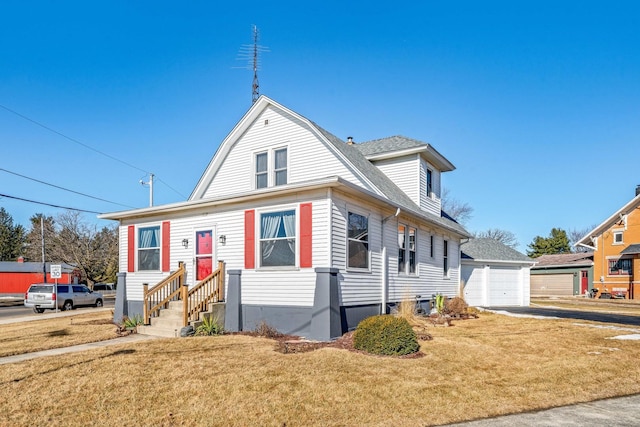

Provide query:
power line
left=0, top=103, right=188, bottom=200
left=0, top=103, right=149, bottom=174
left=0, top=167, right=135, bottom=209
left=0, top=193, right=103, bottom=215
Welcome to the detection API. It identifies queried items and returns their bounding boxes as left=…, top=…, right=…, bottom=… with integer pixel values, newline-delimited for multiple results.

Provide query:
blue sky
left=1, top=1, right=638, bottom=252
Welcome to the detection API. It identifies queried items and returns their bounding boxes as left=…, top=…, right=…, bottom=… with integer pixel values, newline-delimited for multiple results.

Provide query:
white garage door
left=462, top=265, right=485, bottom=306
left=488, top=266, right=521, bottom=306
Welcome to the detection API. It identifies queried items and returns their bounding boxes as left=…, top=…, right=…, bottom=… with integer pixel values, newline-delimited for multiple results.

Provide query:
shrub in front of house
left=353, top=315, right=419, bottom=356
left=445, top=297, right=469, bottom=316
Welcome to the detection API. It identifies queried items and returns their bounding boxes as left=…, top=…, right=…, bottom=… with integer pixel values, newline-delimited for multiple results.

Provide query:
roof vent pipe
left=347, top=136, right=354, bottom=145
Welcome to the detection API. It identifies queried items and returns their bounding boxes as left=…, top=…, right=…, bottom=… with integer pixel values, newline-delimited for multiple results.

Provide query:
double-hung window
left=398, top=225, right=416, bottom=274
left=255, top=148, right=288, bottom=189
left=426, top=168, right=433, bottom=198
left=255, top=152, right=268, bottom=189
left=138, top=226, right=160, bottom=271
left=347, top=212, right=369, bottom=269
left=260, top=210, right=296, bottom=267
left=443, top=239, right=449, bottom=277
left=274, top=148, right=287, bottom=186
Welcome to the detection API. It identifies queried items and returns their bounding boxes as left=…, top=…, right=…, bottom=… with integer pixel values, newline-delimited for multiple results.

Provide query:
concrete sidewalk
left=445, top=393, right=640, bottom=426
left=0, top=333, right=158, bottom=365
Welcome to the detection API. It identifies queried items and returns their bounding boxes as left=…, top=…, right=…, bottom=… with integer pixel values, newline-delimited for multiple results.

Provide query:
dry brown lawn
left=1, top=310, right=640, bottom=426
left=0, top=311, right=119, bottom=357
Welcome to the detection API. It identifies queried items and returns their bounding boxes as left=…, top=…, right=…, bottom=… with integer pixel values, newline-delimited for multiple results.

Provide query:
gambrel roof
left=102, top=96, right=470, bottom=238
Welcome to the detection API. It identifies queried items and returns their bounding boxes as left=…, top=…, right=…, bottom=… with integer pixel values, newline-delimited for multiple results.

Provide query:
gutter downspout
left=381, top=208, right=401, bottom=314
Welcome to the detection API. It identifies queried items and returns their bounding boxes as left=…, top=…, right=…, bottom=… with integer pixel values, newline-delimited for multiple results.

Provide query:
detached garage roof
left=461, top=238, right=533, bottom=264
left=531, top=252, right=593, bottom=269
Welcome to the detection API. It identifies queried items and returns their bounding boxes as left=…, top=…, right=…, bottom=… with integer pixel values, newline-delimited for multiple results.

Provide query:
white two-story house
left=100, top=96, right=470, bottom=341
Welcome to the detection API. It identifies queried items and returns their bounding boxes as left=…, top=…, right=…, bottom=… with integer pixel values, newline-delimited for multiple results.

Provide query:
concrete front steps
left=137, top=301, right=226, bottom=338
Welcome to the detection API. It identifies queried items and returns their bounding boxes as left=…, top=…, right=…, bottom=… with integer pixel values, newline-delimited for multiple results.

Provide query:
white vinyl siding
left=419, top=159, right=442, bottom=216
left=120, top=192, right=330, bottom=307
left=371, top=154, right=420, bottom=205
left=200, top=106, right=374, bottom=200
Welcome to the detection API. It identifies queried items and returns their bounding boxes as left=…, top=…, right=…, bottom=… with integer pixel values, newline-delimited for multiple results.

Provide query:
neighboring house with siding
left=461, top=238, right=534, bottom=307
left=100, top=96, right=470, bottom=340
left=530, top=253, right=593, bottom=297
left=576, top=186, right=640, bottom=299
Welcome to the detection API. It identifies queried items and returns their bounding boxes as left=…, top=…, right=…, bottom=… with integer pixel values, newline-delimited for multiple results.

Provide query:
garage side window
left=138, top=226, right=160, bottom=271
left=348, top=212, right=369, bottom=269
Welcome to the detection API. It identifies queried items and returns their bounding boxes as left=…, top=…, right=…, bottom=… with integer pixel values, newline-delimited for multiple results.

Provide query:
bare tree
left=441, top=188, right=474, bottom=225
left=24, top=211, right=118, bottom=286
left=568, top=225, right=597, bottom=252
left=473, top=228, right=519, bottom=249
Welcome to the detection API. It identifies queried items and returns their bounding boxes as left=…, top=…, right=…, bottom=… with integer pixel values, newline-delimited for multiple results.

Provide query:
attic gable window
left=613, top=231, right=623, bottom=245
left=274, top=148, right=287, bottom=186
left=256, top=152, right=268, bottom=189
left=255, top=148, right=287, bottom=189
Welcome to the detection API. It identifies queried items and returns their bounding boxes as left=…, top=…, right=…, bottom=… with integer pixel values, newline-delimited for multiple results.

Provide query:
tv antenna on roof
left=235, top=25, right=269, bottom=103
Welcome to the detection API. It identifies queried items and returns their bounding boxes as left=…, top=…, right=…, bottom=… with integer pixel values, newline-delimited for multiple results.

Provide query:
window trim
left=137, top=224, right=161, bottom=272
left=443, top=239, right=449, bottom=278
left=608, top=258, right=632, bottom=276
left=253, top=146, right=289, bottom=190
left=257, top=206, right=298, bottom=269
left=426, top=168, right=433, bottom=199
left=398, top=224, right=417, bottom=276
left=346, top=210, right=370, bottom=271
left=612, top=231, right=624, bottom=245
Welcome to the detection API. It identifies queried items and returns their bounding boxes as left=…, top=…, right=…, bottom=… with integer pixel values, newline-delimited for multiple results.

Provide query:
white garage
left=461, top=238, right=534, bottom=307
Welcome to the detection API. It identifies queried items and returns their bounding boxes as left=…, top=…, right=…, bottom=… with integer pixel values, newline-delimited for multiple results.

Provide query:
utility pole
left=41, top=216, right=46, bottom=283
left=140, top=173, right=154, bottom=207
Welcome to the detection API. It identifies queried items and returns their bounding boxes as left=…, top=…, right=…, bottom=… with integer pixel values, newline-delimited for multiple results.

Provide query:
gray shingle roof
left=620, top=244, right=640, bottom=255
left=354, top=135, right=428, bottom=156
left=461, top=238, right=532, bottom=262
left=313, top=125, right=469, bottom=237
left=531, top=253, right=594, bottom=267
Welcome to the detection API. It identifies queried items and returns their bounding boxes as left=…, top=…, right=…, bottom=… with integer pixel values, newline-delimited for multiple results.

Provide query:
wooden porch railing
left=183, top=261, right=225, bottom=326
left=143, top=262, right=186, bottom=325
left=142, top=260, right=225, bottom=327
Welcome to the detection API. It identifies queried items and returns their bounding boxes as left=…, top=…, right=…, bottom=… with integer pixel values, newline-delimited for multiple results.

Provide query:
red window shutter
left=300, top=203, right=313, bottom=268
left=162, top=221, right=171, bottom=272
left=127, top=226, right=135, bottom=272
left=244, top=210, right=255, bottom=269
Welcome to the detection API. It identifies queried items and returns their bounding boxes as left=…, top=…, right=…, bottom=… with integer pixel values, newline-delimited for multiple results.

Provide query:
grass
left=0, top=311, right=119, bottom=357
left=0, top=308, right=639, bottom=426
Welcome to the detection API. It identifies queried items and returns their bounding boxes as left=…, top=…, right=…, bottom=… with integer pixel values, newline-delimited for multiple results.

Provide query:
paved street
left=487, top=305, right=640, bottom=327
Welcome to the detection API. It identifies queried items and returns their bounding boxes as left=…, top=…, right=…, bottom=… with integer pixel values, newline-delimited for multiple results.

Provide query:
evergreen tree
left=0, top=208, right=26, bottom=260
left=527, top=228, right=572, bottom=258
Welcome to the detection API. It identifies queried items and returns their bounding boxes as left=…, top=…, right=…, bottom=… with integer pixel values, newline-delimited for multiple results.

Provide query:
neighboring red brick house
left=0, top=258, right=80, bottom=294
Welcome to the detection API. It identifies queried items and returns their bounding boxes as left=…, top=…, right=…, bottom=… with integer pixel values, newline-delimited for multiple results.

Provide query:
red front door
left=195, top=230, right=213, bottom=281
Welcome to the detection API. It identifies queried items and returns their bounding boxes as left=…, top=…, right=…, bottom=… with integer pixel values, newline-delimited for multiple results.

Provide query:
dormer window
left=255, top=147, right=288, bottom=189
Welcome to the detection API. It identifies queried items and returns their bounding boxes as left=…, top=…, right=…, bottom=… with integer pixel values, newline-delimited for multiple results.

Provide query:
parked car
left=24, top=283, right=104, bottom=313
left=93, top=283, right=115, bottom=293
